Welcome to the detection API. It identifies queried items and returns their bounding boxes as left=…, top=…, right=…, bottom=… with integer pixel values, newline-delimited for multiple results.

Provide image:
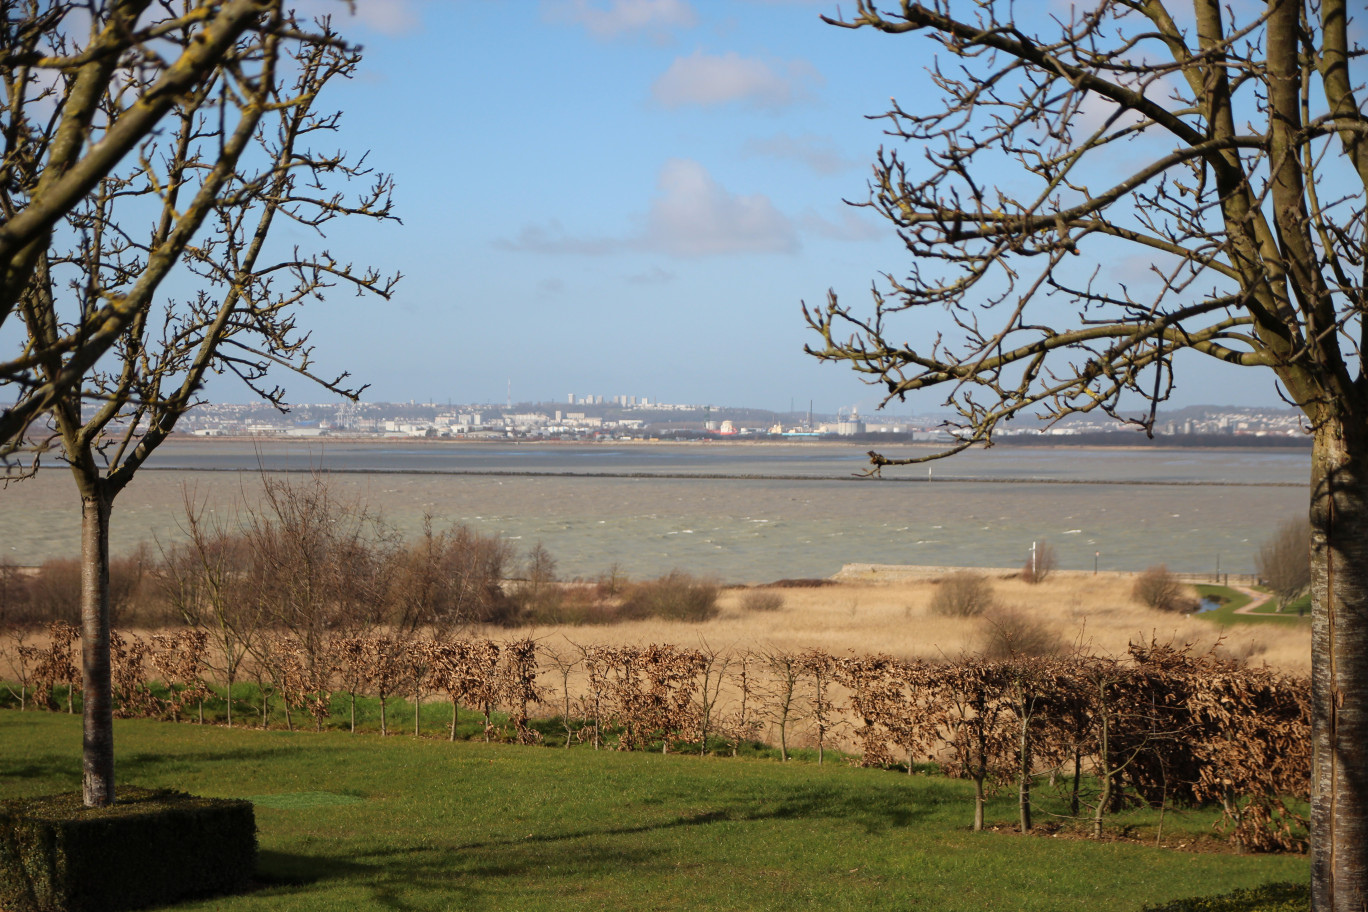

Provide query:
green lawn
left=1194, top=585, right=1311, bottom=627
left=0, top=711, right=1307, bottom=912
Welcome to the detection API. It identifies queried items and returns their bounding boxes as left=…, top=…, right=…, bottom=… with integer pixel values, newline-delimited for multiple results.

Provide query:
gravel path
left=1230, top=585, right=1277, bottom=615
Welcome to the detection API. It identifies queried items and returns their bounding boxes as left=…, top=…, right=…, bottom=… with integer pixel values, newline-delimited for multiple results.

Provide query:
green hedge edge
left=1140, top=881, right=1310, bottom=912
left=0, top=787, right=256, bottom=912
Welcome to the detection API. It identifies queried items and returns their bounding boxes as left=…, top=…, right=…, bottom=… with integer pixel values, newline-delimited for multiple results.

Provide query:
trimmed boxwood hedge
left=0, top=787, right=256, bottom=912
left=1140, top=882, right=1310, bottom=912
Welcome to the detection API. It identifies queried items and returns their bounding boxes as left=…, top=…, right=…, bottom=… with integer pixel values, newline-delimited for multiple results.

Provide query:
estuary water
left=0, top=439, right=1307, bottom=583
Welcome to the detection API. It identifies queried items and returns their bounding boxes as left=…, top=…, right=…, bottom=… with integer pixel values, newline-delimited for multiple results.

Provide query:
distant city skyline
left=197, top=1, right=1296, bottom=415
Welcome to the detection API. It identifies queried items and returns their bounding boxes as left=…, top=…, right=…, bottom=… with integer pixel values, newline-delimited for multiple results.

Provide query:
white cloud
left=799, top=208, right=883, bottom=242
left=354, top=1, right=420, bottom=34
left=296, top=0, right=420, bottom=34
left=493, top=221, right=621, bottom=255
left=494, top=160, right=797, bottom=258
left=742, top=132, right=859, bottom=174
left=644, top=158, right=798, bottom=255
left=626, top=266, right=676, bottom=284
left=652, top=50, right=820, bottom=109
left=542, top=0, right=697, bottom=40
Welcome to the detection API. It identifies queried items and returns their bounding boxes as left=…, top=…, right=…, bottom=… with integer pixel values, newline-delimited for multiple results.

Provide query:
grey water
left=0, top=439, right=1307, bottom=583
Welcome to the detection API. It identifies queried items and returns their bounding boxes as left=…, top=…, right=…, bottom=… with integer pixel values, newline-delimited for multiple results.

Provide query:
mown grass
left=1195, top=585, right=1312, bottom=627
left=0, top=711, right=1306, bottom=912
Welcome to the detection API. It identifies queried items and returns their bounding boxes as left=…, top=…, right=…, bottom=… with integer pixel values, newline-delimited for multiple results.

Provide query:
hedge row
left=4, top=624, right=1309, bottom=850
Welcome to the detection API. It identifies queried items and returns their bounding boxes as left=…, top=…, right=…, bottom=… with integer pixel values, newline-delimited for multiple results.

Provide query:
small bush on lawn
left=0, top=787, right=255, bottom=912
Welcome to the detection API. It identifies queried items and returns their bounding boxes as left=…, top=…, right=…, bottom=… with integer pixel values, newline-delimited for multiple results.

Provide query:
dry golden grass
left=514, top=566, right=1311, bottom=675
left=0, top=567, right=1310, bottom=683
left=1, top=567, right=1308, bottom=756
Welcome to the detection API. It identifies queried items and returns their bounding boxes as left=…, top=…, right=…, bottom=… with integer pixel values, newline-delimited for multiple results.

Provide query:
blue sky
left=251, top=0, right=1295, bottom=414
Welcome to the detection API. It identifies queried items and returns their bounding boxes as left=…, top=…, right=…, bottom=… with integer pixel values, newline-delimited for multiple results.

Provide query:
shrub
left=595, top=563, right=629, bottom=598
left=619, top=571, right=720, bottom=622
left=740, top=590, right=785, bottom=613
left=978, top=606, right=1061, bottom=659
left=1132, top=564, right=1200, bottom=613
left=1019, top=541, right=1057, bottom=584
left=517, top=585, right=622, bottom=626
left=26, top=549, right=152, bottom=626
left=930, top=571, right=994, bottom=617
left=0, top=787, right=255, bottom=912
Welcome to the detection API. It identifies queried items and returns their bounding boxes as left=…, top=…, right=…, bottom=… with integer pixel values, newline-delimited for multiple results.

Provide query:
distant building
left=836, top=418, right=867, bottom=436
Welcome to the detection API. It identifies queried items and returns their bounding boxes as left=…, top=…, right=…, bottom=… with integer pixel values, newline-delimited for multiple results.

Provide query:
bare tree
left=388, top=522, right=516, bottom=630
left=759, top=648, right=802, bottom=761
left=540, top=639, right=582, bottom=748
left=155, top=493, right=262, bottom=728
left=513, top=541, right=561, bottom=622
left=386, top=518, right=512, bottom=638
left=1020, top=541, right=1056, bottom=585
left=803, top=4, right=1366, bottom=901
left=243, top=474, right=396, bottom=684
left=1257, top=519, right=1312, bottom=611
left=0, top=1, right=351, bottom=448
left=797, top=648, right=836, bottom=765
left=0, top=561, right=39, bottom=709
left=694, top=638, right=732, bottom=757
left=21, top=14, right=397, bottom=806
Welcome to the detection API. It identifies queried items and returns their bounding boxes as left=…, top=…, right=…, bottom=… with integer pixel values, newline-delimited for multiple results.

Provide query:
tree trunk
left=1070, top=747, right=1082, bottom=818
left=1311, top=418, right=1368, bottom=911
left=80, top=492, right=114, bottom=808
left=1094, top=695, right=1111, bottom=840
left=1019, top=710, right=1032, bottom=834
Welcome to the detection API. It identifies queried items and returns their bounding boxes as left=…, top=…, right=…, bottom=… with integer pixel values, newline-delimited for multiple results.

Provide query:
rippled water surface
left=1, top=439, right=1307, bottom=582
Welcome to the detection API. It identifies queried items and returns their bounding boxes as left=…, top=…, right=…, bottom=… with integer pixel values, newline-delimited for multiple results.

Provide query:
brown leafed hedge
left=3, top=625, right=1310, bottom=852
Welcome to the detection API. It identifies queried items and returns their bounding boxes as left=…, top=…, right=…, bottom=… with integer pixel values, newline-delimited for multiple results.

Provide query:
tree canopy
left=804, top=3, right=1367, bottom=909
left=806, top=0, right=1365, bottom=458
left=0, top=0, right=362, bottom=450
left=0, top=1, right=399, bottom=808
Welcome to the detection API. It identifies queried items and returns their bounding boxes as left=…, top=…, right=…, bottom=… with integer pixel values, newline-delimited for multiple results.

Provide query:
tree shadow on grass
left=255, top=841, right=668, bottom=910
left=119, top=745, right=310, bottom=770
left=256, top=849, right=372, bottom=886
left=0, top=758, right=82, bottom=782
left=246, top=784, right=953, bottom=909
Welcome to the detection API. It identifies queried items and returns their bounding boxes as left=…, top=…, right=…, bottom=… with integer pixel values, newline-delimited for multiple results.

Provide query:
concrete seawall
left=833, top=563, right=1259, bottom=586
